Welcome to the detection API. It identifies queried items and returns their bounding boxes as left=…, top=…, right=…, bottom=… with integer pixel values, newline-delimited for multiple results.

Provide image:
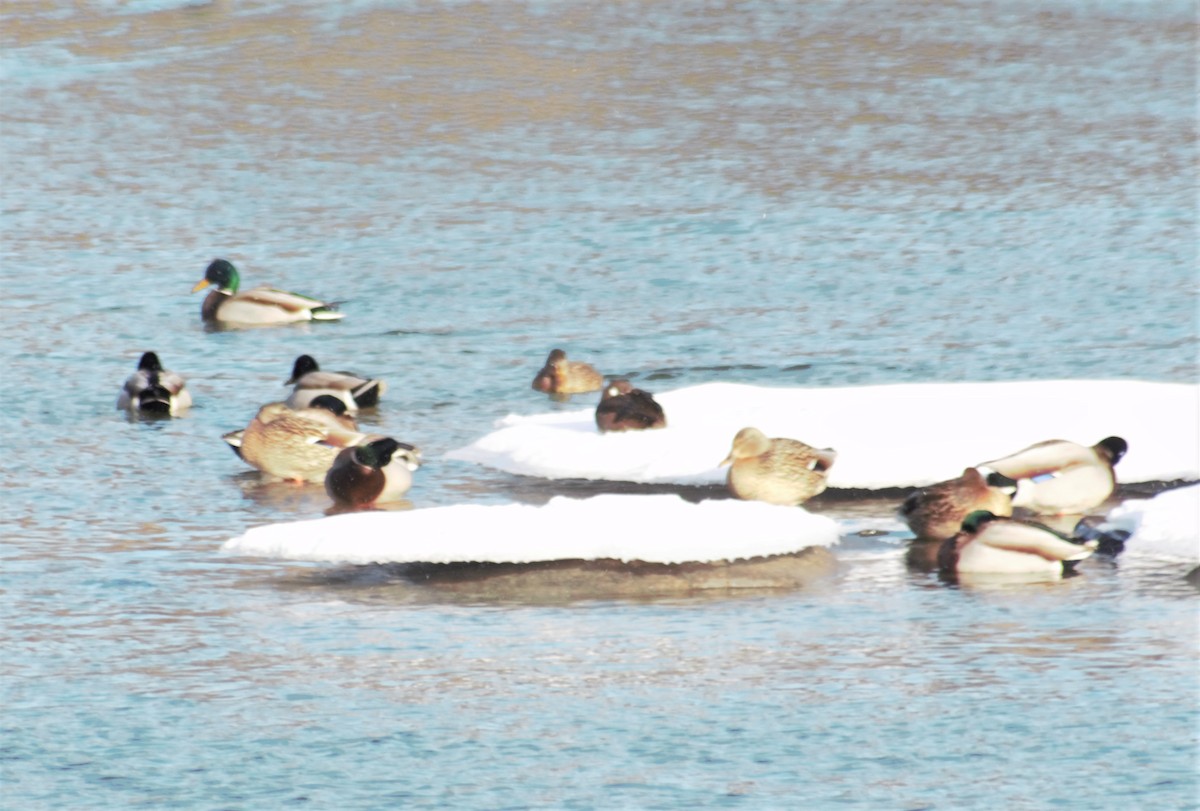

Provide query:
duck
left=980, top=436, right=1128, bottom=515
left=325, top=436, right=423, bottom=507
left=720, top=427, right=836, bottom=506
left=237, top=401, right=367, bottom=483
left=900, top=467, right=1018, bottom=542
left=116, top=351, right=192, bottom=416
left=938, top=510, right=1098, bottom=576
left=191, top=258, right=344, bottom=325
left=222, top=396, right=357, bottom=460
left=595, top=379, right=667, bottom=432
left=531, top=349, right=603, bottom=395
left=284, top=354, right=385, bottom=411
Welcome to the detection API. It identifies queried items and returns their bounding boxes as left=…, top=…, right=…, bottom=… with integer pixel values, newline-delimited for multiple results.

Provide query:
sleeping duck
left=192, top=258, right=344, bottom=325
left=117, top=351, right=192, bottom=416
left=325, top=437, right=423, bottom=507
left=938, top=511, right=1098, bottom=577
left=222, top=396, right=357, bottom=460
left=720, top=427, right=836, bottom=506
left=980, top=437, right=1128, bottom=515
left=531, top=349, right=603, bottom=395
left=595, top=379, right=667, bottom=432
left=284, top=354, right=385, bottom=411
left=900, top=467, right=1018, bottom=542
left=238, top=401, right=367, bottom=483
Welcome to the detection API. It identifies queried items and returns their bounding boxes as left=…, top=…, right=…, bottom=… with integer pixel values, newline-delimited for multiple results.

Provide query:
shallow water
left=2, top=1, right=1197, bottom=809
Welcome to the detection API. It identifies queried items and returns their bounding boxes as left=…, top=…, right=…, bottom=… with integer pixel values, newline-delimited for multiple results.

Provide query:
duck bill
left=719, top=454, right=732, bottom=467
left=191, top=279, right=211, bottom=293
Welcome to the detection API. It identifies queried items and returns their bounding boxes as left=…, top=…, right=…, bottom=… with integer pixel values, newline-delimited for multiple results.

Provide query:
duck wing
left=978, top=521, right=1098, bottom=562
left=981, top=440, right=1096, bottom=479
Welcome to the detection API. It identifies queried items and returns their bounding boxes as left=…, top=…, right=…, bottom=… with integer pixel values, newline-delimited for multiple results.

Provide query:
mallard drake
left=191, top=258, right=344, bottom=325
left=284, top=354, right=385, bottom=410
left=325, top=437, right=423, bottom=507
left=117, top=351, right=192, bottom=416
left=980, top=436, right=1128, bottom=515
left=720, top=427, right=836, bottom=506
left=238, top=401, right=367, bottom=483
left=595, top=379, right=667, bottom=432
left=531, top=349, right=603, bottom=395
left=938, top=511, right=1098, bottom=576
left=900, top=467, right=1018, bottom=542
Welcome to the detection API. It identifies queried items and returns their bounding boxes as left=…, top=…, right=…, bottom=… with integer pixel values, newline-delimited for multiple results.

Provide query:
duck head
left=721, top=427, right=771, bottom=465
left=602, top=379, right=634, bottom=399
left=960, top=509, right=1001, bottom=535
left=307, top=394, right=349, bottom=416
left=978, top=468, right=1019, bottom=497
left=532, top=349, right=567, bottom=392
left=137, top=351, right=164, bottom=373
left=192, top=259, right=240, bottom=294
left=1095, top=436, right=1128, bottom=466
left=287, top=354, right=320, bottom=384
left=355, top=437, right=422, bottom=472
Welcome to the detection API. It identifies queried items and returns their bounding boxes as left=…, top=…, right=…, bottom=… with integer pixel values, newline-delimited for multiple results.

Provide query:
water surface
left=2, top=1, right=1196, bottom=808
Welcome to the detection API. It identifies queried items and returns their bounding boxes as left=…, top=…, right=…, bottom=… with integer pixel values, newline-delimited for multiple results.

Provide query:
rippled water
left=2, top=1, right=1197, bottom=808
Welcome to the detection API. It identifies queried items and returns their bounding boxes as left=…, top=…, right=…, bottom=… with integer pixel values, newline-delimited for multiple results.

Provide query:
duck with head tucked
left=595, top=379, right=666, bottom=432
left=117, top=351, right=192, bottom=416
left=284, top=354, right=385, bottom=411
left=237, top=400, right=367, bottom=483
left=720, top=427, right=836, bottom=506
left=326, top=437, right=423, bottom=507
left=980, top=436, right=1128, bottom=515
left=900, top=467, right=1018, bottom=542
left=532, top=349, right=603, bottom=395
left=222, top=395, right=358, bottom=461
left=192, top=258, right=344, bottom=325
left=937, top=510, right=1098, bottom=577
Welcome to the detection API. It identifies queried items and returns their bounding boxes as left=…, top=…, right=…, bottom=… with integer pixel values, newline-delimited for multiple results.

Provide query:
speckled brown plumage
left=720, top=427, right=836, bottom=506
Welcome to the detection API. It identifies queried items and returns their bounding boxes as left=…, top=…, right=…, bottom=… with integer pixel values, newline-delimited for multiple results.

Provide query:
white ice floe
left=221, top=494, right=840, bottom=565
left=1101, top=484, right=1200, bottom=563
left=446, top=381, right=1199, bottom=489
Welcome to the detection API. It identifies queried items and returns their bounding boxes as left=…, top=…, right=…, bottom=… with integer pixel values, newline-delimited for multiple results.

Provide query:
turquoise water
left=2, top=1, right=1197, bottom=808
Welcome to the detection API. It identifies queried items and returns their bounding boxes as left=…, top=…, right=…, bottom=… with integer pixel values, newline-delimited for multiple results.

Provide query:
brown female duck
left=900, top=467, right=1018, bottom=542
left=237, top=401, right=367, bottom=483
left=720, top=427, right=836, bottom=506
left=531, top=349, right=603, bottom=395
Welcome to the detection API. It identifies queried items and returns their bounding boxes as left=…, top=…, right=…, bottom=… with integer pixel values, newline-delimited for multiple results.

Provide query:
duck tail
left=311, top=303, right=346, bottom=321
left=351, top=378, right=386, bottom=408
left=1071, top=517, right=1131, bottom=557
left=137, top=386, right=173, bottom=414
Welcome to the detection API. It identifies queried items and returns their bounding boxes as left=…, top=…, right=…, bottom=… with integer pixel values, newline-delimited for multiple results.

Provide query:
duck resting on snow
left=595, top=379, right=666, bottom=432
left=720, top=427, right=836, bottom=506
left=980, top=436, right=1128, bottom=515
